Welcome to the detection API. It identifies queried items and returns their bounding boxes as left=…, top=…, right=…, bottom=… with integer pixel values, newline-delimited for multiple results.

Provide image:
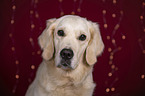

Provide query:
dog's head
left=39, top=15, right=104, bottom=71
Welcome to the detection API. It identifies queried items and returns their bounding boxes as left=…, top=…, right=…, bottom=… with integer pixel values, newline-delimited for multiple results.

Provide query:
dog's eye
left=57, top=30, right=65, bottom=36
left=79, top=34, right=86, bottom=41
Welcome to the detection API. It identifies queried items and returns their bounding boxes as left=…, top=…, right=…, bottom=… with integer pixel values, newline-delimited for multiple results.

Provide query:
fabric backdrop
left=0, top=0, right=145, bottom=96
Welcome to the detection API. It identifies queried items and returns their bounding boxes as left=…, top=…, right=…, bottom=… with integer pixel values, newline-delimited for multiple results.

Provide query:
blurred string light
left=138, top=1, right=145, bottom=79
left=10, top=0, right=20, bottom=94
left=10, top=0, right=42, bottom=94
left=28, top=0, right=36, bottom=83
left=58, top=0, right=64, bottom=16
left=59, top=0, right=83, bottom=16
left=28, top=0, right=42, bottom=83
left=102, top=0, right=125, bottom=93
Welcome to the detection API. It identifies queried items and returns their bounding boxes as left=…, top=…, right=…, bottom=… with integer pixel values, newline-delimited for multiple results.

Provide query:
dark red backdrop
left=0, top=0, right=145, bottom=96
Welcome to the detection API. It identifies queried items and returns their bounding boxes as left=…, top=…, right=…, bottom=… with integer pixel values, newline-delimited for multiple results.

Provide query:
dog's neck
left=43, top=59, right=93, bottom=85
left=35, top=59, right=94, bottom=93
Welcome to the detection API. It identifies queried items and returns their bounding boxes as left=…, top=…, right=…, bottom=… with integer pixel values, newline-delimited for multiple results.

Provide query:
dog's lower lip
left=61, top=59, right=71, bottom=65
left=57, top=63, right=72, bottom=68
left=62, top=63, right=68, bottom=67
left=57, top=62, right=73, bottom=70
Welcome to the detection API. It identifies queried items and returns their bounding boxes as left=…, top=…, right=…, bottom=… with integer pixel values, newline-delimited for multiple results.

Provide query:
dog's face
left=54, top=17, right=91, bottom=70
left=39, top=15, right=104, bottom=71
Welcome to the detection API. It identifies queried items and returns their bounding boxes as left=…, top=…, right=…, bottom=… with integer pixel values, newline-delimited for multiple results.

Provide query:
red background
left=0, top=0, right=145, bottom=96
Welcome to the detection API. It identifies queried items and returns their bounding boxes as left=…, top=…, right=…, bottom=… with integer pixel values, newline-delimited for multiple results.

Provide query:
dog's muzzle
left=58, top=48, right=74, bottom=70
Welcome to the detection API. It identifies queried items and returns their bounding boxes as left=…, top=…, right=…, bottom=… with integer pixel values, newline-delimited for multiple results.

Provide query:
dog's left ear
left=86, top=21, right=104, bottom=65
left=38, top=18, right=56, bottom=60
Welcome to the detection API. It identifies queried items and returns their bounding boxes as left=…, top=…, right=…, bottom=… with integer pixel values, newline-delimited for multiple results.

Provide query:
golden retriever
left=26, top=15, right=104, bottom=96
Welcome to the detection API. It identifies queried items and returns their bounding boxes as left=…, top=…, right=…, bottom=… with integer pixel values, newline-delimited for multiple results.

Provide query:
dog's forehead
left=57, top=16, right=88, bottom=31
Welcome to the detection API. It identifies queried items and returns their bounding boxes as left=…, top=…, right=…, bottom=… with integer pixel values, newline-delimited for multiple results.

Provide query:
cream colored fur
left=25, top=15, right=104, bottom=96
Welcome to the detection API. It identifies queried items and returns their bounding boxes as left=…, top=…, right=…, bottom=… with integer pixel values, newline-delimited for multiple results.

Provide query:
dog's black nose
left=60, top=48, right=74, bottom=60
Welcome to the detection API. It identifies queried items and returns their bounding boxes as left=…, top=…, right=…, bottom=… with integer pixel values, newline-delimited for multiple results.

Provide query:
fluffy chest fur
left=26, top=60, right=95, bottom=96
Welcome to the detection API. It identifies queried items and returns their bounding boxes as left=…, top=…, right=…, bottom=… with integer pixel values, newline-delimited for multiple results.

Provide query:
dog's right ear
left=38, top=18, right=56, bottom=60
left=86, top=21, right=104, bottom=65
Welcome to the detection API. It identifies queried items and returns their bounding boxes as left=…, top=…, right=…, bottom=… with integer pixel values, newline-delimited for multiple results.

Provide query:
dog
left=26, top=15, right=104, bottom=96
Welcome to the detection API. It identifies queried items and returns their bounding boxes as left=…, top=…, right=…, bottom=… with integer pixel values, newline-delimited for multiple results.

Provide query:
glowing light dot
left=143, top=2, right=145, bottom=6
left=12, top=89, right=15, bottom=93
left=144, top=28, right=145, bottom=32
left=102, top=0, right=105, bottom=2
left=141, top=74, right=145, bottom=79
left=111, top=65, right=115, bottom=69
left=122, top=35, right=126, bottom=40
left=143, top=50, right=145, bottom=54
left=77, top=8, right=81, bottom=12
left=108, top=48, right=112, bottom=52
left=11, top=19, right=14, bottom=24
left=138, top=38, right=142, bottom=42
left=109, top=60, right=112, bottom=65
left=12, top=5, right=16, bottom=10
left=30, top=10, right=34, bottom=14
left=15, top=75, right=19, bottom=79
left=112, top=39, right=116, bottom=44
left=37, top=50, right=41, bottom=55
left=112, top=13, right=116, bottom=18
left=35, top=0, right=38, bottom=3
left=104, top=24, right=108, bottom=28
left=31, top=24, right=35, bottom=29
left=71, top=11, right=75, bottom=15
left=118, top=47, right=122, bottom=50
left=32, top=52, right=35, bottom=55
left=111, top=87, right=115, bottom=91
left=106, top=88, right=110, bottom=92
left=120, top=10, right=124, bottom=15
left=110, top=55, right=113, bottom=60
left=140, top=15, right=143, bottom=20
left=35, top=13, right=39, bottom=18
left=113, top=0, right=116, bottom=4
left=108, top=72, right=112, bottom=77
left=59, top=0, right=63, bottom=2
left=15, top=60, right=19, bottom=64
left=115, top=67, right=118, bottom=71
left=31, top=65, right=35, bottom=69
left=9, top=33, right=13, bottom=37
left=114, top=24, right=120, bottom=30
left=29, top=38, right=33, bottom=42
left=107, top=36, right=110, bottom=40
left=60, top=12, right=64, bottom=16
left=11, top=47, right=15, bottom=51
left=102, top=10, right=106, bottom=14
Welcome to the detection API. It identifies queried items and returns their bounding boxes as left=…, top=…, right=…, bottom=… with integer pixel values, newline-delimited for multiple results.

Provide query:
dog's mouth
left=57, top=59, right=73, bottom=71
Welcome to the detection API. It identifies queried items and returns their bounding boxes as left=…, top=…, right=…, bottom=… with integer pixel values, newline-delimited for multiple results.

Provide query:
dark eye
left=57, top=30, right=65, bottom=36
left=79, top=34, right=86, bottom=41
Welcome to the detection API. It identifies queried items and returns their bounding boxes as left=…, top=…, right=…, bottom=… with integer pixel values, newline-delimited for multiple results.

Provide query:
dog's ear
left=38, top=18, right=56, bottom=60
left=86, top=21, right=104, bottom=65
